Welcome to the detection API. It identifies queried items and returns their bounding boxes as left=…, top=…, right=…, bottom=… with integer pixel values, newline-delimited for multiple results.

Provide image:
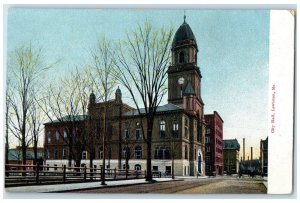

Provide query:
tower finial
left=184, top=10, right=186, bottom=23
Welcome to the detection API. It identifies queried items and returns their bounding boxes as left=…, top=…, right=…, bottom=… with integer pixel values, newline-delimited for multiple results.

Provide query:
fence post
left=84, top=166, right=87, bottom=182
left=114, top=168, right=117, bottom=179
left=63, top=165, right=66, bottom=183
left=36, top=163, right=39, bottom=184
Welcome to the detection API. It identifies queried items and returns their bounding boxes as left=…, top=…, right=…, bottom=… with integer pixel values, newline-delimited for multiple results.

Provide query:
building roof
left=8, top=149, right=44, bottom=161
left=123, top=103, right=183, bottom=116
left=223, top=139, right=240, bottom=150
left=183, top=82, right=196, bottom=95
left=44, top=115, right=88, bottom=125
left=172, top=20, right=197, bottom=47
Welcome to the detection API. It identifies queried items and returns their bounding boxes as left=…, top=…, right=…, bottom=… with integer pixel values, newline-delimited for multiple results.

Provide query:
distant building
left=260, top=137, right=268, bottom=176
left=204, top=111, right=224, bottom=176
left=239, top=159, right=261, bottom=175
left=223, top=139, right=240, bottom=174
left=8, top=147, right=44, bottom=165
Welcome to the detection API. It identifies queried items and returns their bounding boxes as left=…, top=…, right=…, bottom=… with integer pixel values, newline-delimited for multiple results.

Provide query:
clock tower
left=168, top=17, right=204, bottom=115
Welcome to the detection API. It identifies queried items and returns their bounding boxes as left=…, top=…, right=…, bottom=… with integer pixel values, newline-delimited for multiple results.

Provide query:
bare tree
left=114, top=22, right=174, bottom=181
left=38, top=75, right=87, bottom=168
left=28, top=95, right=47, bottom=165
left=7, top=44, right=54, bottom=166
left=87, top=38, right=118, bottom=185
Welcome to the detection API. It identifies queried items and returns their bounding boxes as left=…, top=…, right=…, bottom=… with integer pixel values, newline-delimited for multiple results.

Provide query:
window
left=153, top=166, right=158, bottom=171
left=159, top=120, right=166, bottom=138
left=184, top=118, right=189, bottom=138
left=184, top=145, right=188, bottom=159
left=206, top=156, right=210, bottom=162
left=136, top=122, right=141, bottom=140
left=165, top=166, right=171, bottom=175
left=108, top=147, right=112, bottom=159
left=135, top=146, right=142, bottom=159
left=47, top=132, right=51, bottom=143
left=135, top=164, right=141, bottom=171
left=99, top=147, right=103, bottom=159
left=123, top=164, right=129, bottom=170
left=63, top=129, right=68, bottom=141
left=122, top=147, right=130, bottom=159
left=54, top=164, right=57, bottom=171
left=82, top=151, right=87, bottom=160
left=172, top=121, right=179, bottom=137
left=124, top=128, right=129, bottom=140
left=206, top=146, right=211, bottom=152
left=154, top=147, right=171, bottom=160
left=54, top=149, right=58, bottom=159
left=179, top=51, right=185, bottom=63
left=55, top=131, right=59, bottom=143
left=205, top=137, right=211, bottom=143
left=62, top=148, right=66, bottom=159
left=206, top=128, right=211, bottom=134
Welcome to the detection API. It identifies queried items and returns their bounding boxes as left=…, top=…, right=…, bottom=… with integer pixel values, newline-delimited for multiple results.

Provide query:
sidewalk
left=5, top=178, right=178, bottom=193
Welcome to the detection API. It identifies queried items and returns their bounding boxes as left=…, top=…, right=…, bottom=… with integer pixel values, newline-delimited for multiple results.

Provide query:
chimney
left=243, top=138, right=245, bottom=161
left=250, top=147, right=253, bottom=168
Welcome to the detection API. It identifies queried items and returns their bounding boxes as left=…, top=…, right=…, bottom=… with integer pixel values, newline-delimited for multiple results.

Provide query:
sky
left=6, top=8, right=270, bottom=159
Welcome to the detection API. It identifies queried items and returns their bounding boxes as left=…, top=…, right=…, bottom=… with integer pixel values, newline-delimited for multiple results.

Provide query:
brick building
left=204, top=111, right=224, bottom=176
left=260, top=137, right=268, bottom=176
left=44, top=18, right=207, bottom=176
left=223, top=139, right=240, bottom=174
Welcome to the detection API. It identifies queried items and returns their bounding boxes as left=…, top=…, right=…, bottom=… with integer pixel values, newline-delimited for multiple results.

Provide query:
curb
left=48, top=179, right=184, bottom=193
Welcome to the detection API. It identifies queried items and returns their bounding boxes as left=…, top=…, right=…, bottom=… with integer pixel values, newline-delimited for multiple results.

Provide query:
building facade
left=223, top=139, right=240, bottom=174
left=204, top=111, right=224, bottom=176
left=44, top=18, right=207, bottom=176
left=260, top=137, right=268, bottom=176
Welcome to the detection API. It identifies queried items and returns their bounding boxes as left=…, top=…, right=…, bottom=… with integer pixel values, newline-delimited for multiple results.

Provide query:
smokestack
left=243, top=138, right=245, bottom=161
left=250, top=147, right=253, bottom=167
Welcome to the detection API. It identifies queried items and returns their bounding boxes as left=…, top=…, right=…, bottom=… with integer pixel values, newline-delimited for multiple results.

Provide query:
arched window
left=136, top=122, right=141, bottom=140
left=179, top=51, right=185, bottom=63
left=63, top=128, right=68, bottom=141
left=82, top=151, right=87, bottom=160
left=135, top=164, right=141, bottom=171
left=135, top=146, right=142, bottom=159
left=47, top=131, right=51, bottom=143
left=159, top=120, right=166, bottom=138
left=55, top=131, right=59, bottom=143
left=172, top=121, right=179, bottom=137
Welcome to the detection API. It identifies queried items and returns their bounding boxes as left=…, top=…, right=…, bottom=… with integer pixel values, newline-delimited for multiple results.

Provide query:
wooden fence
left=5, top=164, right=157, bottom=187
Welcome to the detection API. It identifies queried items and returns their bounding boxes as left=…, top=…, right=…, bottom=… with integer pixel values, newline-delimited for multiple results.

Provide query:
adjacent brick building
left=260, top=137, right=268, bottom=176
left=204, top=111, right=224, bottom=176
left=44, top=18, right=208, bottom=176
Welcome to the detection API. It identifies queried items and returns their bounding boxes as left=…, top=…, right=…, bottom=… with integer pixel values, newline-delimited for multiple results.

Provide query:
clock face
left=178, top=77, right=185, bottom=85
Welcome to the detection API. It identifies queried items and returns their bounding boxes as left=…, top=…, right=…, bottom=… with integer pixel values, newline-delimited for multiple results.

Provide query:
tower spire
left=184, top=10, right=186, bottom=23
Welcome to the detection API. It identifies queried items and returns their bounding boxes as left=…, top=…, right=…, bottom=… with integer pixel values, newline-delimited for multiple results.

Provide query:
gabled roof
left=183, top=82, right=195, bottom=95
left=44, top=115, right=88, bottom=125
left=223, top=139, right=240, bottom=150
left=123, top=103, right=183, bottom=116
